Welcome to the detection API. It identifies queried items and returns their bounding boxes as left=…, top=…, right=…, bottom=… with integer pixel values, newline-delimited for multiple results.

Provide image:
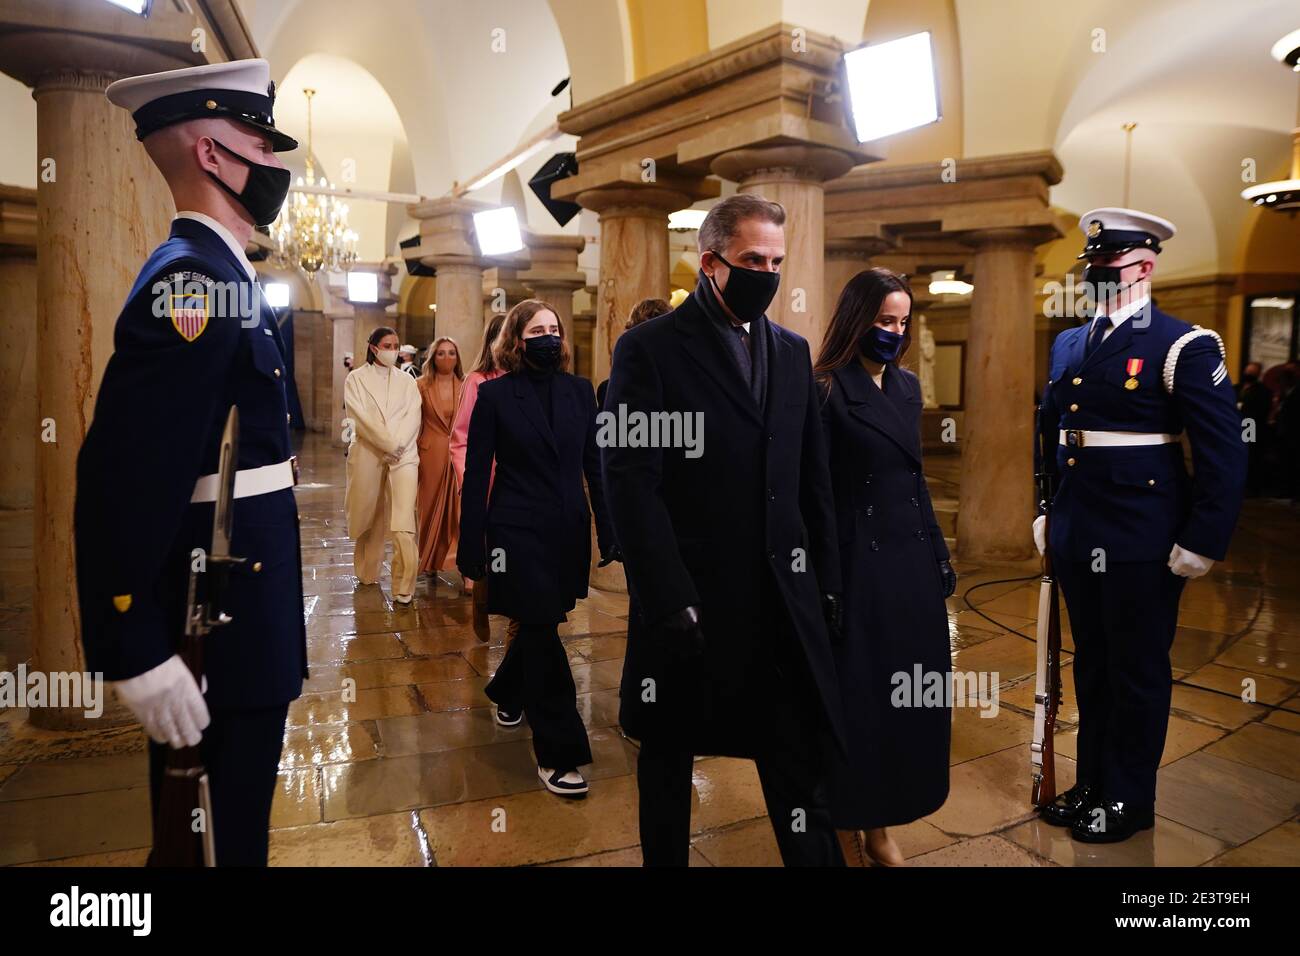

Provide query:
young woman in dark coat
left=815, top=268, right=957, bottom=865
left=457, top=299, right=619, bottom=797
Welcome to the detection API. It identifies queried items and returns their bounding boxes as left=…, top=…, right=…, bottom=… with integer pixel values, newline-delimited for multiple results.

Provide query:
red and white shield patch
left=170, top=294, right=209, bottom=342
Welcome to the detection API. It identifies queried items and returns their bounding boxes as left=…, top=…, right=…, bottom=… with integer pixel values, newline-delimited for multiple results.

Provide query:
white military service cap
left=399, top=344, right=418, bottom=355
left=1077, top=207, right=1175, bottom=259
left=106, top=58, right=298, bottom=152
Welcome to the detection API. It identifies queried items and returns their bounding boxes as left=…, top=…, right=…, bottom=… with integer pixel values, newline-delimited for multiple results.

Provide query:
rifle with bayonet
left=1030, top=415, right=1063, bottom=808
left=149, top=407, right=245, bottom=867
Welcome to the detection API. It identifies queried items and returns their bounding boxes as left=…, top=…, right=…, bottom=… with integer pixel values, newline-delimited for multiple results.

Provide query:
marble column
left=0, top=186, right=37, bottom=511
left=408, top=197, right=490, bottom=364
left=956, top=228, right=1052, bottom=563
left=521, top=232, right=586, bottom=341
left=25, top=69, right=173, bottom=728
left=325, top=308, right=355, bottom=450
left=710, top=146, right=855, bottom=352
left=572, top=186, right=687, bottom=383
left=481, top=262, right=531, bottom=327
left=823, top=237, right=890, bottom=337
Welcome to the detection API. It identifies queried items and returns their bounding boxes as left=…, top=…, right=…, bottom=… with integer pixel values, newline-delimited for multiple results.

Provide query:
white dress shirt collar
left=1097, top=293, right=1151, bottom=331
left=175, top=211, right=257, bottom=282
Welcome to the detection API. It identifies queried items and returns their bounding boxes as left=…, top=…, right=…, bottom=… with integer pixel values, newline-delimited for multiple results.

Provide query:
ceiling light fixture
left=1241, top=29, right=1300, bottom=213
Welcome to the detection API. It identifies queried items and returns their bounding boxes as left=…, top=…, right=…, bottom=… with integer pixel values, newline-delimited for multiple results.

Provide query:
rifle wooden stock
left=1030, top=504, right=1063, bottom=809
left=148, top=594, right=216, bottom=867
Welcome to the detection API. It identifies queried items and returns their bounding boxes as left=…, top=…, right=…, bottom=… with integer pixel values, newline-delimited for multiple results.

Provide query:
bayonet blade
left=210, top=407, right=239, bottom=561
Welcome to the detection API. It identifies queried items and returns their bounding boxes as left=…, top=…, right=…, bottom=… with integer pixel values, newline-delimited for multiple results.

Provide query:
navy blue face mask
left=861, top=325, right=905, bottom=363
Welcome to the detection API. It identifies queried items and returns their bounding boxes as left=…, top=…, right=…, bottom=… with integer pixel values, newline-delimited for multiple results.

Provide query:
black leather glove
left=938, top=560, right=957, bottom=599
left=597, top=545, right=623, bottom=567
left=821, top=592, right=844, bottom=643
left=655, top=605, right=705, bottom=661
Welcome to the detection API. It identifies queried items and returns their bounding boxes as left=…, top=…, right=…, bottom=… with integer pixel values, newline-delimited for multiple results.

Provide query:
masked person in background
left=814, top=268, right=955, bottom=867
left=457, top=300, right=618, bottom=797
left=344, top=326, right=423, bottom=605
left=451, top=311, right=511, bottom=636
left=603, top=193, right=846, bottom=866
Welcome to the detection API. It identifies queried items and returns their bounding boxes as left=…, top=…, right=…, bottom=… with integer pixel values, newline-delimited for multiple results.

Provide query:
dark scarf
left=693, top=271, right=769, bottom=413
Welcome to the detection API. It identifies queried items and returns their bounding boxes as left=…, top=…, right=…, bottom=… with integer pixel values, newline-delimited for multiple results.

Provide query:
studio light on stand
left=473, top=206, right=525, bottom=257
left=841, top=31, right=941, bottom=144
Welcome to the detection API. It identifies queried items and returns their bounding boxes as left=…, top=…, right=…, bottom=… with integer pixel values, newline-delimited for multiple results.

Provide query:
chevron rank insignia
left=1212, top=360, right=1227, bottom=387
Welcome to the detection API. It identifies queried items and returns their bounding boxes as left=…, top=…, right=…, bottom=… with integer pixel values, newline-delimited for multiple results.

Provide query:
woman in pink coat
left=451, top=312, right=509, bottom=639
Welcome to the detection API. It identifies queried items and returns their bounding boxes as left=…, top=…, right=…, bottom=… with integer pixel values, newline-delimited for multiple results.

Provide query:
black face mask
left=708, top=253, right=780, bottom=323
left=523, top=334, right=562, bottom=369
left=207, top=140, right=292, bottom=227
left=1081, top=259, right=1142, bottom=303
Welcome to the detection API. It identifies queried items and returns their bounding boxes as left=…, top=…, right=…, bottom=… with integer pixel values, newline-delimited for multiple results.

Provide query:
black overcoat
left=602, top=294, right=845, bottom=757
left=459, top=370, right=614, bottom=625
left=821, top=361, right=951, bottom=827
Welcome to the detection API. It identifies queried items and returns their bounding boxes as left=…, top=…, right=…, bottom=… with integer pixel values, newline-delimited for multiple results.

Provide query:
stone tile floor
left=0, top=435, right=1296, bottom=866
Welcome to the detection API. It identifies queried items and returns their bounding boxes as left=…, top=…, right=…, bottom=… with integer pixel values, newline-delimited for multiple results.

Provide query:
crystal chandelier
left=270, top=88, right=358, bottom=274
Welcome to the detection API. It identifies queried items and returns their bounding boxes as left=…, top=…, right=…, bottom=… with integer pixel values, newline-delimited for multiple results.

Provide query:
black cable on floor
left=960, top=567, right=1290, bottom=712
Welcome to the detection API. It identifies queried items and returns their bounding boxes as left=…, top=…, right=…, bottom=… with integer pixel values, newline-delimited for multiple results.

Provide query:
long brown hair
left=492, top=298, right=571, bottom=374
left=813, top=268, right=913, bottom=386
left=421, top=336, right=464, bottom=382
left=470, top=312, right=508, bottom=376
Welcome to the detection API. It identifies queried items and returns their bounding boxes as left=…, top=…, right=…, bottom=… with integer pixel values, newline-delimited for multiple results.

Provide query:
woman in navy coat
left=458, top=299, right=618, bottom=797
left=815, top=268, right=956, bottom=865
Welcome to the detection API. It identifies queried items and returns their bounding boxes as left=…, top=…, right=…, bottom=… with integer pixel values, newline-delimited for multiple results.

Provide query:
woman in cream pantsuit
left=344, top=326, right=423, bottom=604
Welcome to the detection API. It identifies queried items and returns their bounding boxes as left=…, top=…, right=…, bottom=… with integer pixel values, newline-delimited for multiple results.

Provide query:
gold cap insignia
left=112, top=594, right=132, bottom=613
left=1086, top=220, right=1102, bottom=238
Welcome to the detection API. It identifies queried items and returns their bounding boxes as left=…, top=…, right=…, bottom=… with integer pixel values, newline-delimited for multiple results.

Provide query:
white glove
left=1168, top=544, right=1214, bottom=579
left=112, top=655, right=210, bottom=749
left=1032, top=515, right=1046, bottom=556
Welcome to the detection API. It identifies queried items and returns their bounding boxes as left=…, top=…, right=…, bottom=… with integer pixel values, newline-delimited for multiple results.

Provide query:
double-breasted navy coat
left=819, top=361, right=952, bottom=826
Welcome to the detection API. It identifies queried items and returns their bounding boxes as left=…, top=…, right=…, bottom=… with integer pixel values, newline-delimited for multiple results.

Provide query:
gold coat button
left=1072, top=377, right=1082, bottom=385
left=273, top=368, right=281, bottom=377
left=1067, top=457, right=1077, bottom=467
left=1069, top=403, right=1079, bottom=412
left=1147, top=479, right=1155, bottom=486
left=253, top=561, right=263, bottom=572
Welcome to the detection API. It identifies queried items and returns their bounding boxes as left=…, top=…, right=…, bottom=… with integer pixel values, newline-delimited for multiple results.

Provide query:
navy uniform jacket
left=74, top=218, right=307, bottom=709
left=1037, top=304, right=1246, bottom=563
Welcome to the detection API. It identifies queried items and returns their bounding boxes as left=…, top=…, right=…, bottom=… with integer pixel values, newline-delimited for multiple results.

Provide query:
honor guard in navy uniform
left=74, top=59, right=307, bottom=865
left=1034, top=208, right=1246, bottom=843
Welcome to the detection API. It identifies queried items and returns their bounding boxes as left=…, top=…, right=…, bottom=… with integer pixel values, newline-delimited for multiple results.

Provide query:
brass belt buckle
left=1064, top=429, right=1084, bottom=448
left=289, top=455, right=300, bottom=486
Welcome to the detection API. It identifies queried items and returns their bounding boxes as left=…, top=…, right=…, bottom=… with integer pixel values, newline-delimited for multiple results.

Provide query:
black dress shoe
left=1039, top=783, right=1097, bottom=827
left=1070, top=799, right=1155, bottom=843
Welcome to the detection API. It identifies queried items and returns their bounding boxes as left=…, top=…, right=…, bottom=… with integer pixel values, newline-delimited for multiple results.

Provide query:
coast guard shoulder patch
left=170, top=290, right=209, bottom=341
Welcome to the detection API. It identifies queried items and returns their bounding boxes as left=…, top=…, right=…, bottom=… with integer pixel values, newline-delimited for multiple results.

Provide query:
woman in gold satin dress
left=416, top=337, right=465, bottom=578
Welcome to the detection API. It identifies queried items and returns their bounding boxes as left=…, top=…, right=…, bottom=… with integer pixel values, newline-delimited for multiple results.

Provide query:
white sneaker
left=538, top=766, right=588, bottom=798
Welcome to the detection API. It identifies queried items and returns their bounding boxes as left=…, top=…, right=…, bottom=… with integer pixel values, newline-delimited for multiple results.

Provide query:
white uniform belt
left=1059, top=429, right=1178, bottom=449
left=191, top=457, right=298, bottom=503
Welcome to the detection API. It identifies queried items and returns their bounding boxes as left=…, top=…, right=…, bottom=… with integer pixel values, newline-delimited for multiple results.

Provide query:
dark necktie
left=1084, top=315, right=1108, bottom=357
left=733, top=323, right=752, bottom=382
